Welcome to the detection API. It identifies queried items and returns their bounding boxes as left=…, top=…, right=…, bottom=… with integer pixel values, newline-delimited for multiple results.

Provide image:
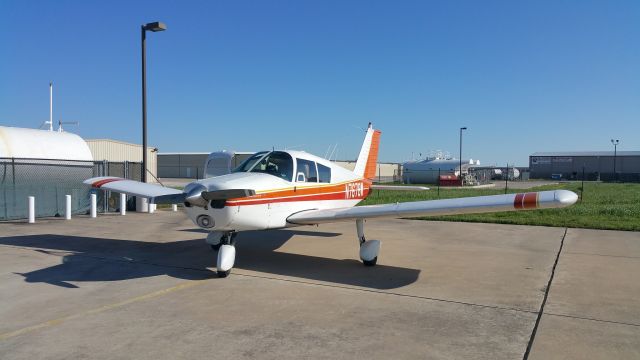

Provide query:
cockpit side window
left=317, top=163, right=331, bottom=183
left=296, top=159, right=318, bottom=182
left=249, top=151, right=293, bottom=181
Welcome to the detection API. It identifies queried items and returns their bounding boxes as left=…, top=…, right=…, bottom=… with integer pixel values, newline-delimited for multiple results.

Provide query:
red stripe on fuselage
left=226, top=180, right=371, bottom=206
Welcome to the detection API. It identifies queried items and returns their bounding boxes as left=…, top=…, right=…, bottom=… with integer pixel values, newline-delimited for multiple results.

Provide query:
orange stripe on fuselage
left=226, top=179, right=372, bottom=206
left=363, top=130, right=381, bottom=180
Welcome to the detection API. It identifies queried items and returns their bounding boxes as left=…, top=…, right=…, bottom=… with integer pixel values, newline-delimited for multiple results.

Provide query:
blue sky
left=1, top=1, right=638, bottom=166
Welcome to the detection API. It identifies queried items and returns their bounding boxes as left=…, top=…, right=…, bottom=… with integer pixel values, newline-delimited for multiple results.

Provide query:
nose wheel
left=357, top=219, right=380, bottom=266
left=215, top=232, right=237, bottom=278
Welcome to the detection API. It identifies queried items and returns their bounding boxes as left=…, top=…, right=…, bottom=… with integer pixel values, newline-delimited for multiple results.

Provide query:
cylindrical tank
left=403, top=159, right=475, bottom=184
left=0, top=126, right=92, bottom=160
left=0, top=126, right=94, bottom=220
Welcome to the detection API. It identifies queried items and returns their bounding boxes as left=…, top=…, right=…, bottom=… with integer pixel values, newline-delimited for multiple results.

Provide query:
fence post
left=103, top=160, right=108, bottom=213
left=436, top=169, right=440, bottom=199
left=581, top=164, right=585, bottom=203
left=90, top=193, right=97, bottom=218
left=505, top=163, right=509, bottom=194
left=65, top=195, right=72, bottom=220
left=120, top=193, right=127, bottom=215
left=28, top=196, right=35, bottom=223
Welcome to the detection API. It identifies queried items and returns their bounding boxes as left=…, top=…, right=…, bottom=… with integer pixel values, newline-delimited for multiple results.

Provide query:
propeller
left=153, top=184, right=255, bottom=207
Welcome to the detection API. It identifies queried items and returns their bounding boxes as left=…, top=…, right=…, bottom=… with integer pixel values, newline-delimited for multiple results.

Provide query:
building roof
left=531, top=151, right=640, bottom=157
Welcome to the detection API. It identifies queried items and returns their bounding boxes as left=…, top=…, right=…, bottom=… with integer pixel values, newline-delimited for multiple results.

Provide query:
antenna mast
left=49, top=82, right=53, bottom=131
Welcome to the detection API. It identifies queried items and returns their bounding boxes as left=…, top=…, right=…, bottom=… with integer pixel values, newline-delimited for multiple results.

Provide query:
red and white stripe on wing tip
left=90, top=177, right=125, bottom=188
left=513, top=192, right=539, bottom=209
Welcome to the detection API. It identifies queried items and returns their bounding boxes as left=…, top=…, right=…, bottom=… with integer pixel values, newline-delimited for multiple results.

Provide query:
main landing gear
left=357, top=219, right=380, bottom=266
left=207, top=231, right=237, bottom=277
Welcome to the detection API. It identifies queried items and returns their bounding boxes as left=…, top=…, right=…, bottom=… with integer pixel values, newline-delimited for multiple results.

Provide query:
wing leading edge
left=287, top=190, right=578, bottom=225
left=84, top=177, right=183, bottom=199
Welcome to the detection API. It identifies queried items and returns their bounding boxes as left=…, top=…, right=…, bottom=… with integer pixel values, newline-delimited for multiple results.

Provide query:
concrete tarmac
left=0, top=212, right=638, bottom=359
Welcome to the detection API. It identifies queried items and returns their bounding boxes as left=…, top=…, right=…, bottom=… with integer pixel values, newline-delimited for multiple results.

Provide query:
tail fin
left=353, top=123, right=381, bottom=179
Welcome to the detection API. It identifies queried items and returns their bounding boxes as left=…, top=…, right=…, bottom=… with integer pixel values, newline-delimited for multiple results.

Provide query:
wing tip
left=555, top=190, right=578, bottom=206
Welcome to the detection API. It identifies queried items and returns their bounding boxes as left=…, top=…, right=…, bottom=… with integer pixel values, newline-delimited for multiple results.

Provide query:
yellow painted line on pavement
left=0, top=280, right=206, bottom=341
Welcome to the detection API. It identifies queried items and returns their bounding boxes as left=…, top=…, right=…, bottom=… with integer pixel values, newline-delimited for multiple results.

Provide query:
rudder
left=353, top=123, right=381, bottom=179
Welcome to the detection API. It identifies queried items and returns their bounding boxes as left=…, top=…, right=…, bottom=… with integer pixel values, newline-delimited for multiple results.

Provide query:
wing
left=84, top=177, right=183, bottom=200
left=287, top=190, right=578, bottom=225
left=84, top=177, right=256, bottom=206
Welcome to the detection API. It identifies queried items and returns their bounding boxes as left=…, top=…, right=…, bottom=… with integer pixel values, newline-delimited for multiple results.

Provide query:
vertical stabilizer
left=353, top=123, right=381, bottom=179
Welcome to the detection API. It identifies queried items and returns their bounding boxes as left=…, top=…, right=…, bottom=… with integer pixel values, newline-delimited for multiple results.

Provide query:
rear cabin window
left=317, top=164, right=331, bottom=183
left=296, top=159, right=318, bottom=182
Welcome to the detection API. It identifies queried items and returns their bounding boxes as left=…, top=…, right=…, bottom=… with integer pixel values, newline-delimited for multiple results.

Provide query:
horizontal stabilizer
left=370, top=185, right=429, bottom=191
left=287, top=190, right=578, bottom=225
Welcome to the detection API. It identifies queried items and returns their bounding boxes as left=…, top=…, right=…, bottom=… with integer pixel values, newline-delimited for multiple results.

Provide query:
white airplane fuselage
left=184, top=150, right=371, bottom=232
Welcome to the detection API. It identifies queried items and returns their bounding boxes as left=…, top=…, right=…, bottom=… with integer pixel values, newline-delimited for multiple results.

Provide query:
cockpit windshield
left=232, top=151, right=294, bottom=181
left=233, top=151, right=268, bottom=173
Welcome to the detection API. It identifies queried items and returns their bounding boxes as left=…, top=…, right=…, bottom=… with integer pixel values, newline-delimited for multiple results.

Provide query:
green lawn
left=360, top=182, right=640, bottom=231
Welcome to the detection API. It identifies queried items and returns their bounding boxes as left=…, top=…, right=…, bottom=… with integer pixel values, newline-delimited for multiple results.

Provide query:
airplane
left=85, top=124, right=578, bottom=277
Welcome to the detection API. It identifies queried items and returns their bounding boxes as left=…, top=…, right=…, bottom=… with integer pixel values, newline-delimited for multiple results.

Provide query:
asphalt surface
left=0, top=211, right=638, bottom=359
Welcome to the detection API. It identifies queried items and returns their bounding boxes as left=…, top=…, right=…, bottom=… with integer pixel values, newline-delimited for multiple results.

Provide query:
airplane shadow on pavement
left=0, top=229, right=420, bottom=290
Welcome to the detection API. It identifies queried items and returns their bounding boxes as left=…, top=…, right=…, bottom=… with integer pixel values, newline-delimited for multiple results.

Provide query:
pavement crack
left=544, top=312, right=640, bottom=328
left=523, top=227, right=567, bottom=360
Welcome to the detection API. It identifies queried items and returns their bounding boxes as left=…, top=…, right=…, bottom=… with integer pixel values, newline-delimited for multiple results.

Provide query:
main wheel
left=362, top=257, right=377, bottom=266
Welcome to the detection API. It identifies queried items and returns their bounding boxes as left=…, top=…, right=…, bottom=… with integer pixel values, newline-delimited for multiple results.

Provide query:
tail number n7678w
left=345, top=182, right=364, bottom=199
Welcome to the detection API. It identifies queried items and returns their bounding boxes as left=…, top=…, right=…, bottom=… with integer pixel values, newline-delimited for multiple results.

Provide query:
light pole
left=611, top=139, right=619, bottom=182
left=459, top=127, right=467, bottom=185
left=141, top=21, right=167, bottom=183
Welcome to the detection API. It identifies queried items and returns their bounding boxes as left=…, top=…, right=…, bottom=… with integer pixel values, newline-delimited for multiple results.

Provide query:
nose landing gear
left=357, top=219, right=380, bottom=266
left=207, top=231, right=237, bottom=277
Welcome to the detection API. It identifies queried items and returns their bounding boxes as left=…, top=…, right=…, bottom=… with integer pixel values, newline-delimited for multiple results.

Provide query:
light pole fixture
left=611, top=139, right=620, bottom=182
left=141, top=21, right=167, bottom=183
left=459, top=127, right=467, bottom=185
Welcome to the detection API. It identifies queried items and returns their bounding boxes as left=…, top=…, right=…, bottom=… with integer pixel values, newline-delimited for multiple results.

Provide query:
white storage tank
left=402, top=158, right=477, bottom=184
left=0, top=126, right=92, bottom=160
left=0, top=126, right=93, bottom=220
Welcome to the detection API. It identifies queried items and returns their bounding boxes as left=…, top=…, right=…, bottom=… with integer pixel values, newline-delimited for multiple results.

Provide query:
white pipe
left=120, top=193, right=126, bottom=215
left=172, top=204, right=177, bottom=212
left=28, top=196, right=35, bottom=223
left=65, top=195, right=71, bottom=220
left=90, top=193, right=97, bottom=218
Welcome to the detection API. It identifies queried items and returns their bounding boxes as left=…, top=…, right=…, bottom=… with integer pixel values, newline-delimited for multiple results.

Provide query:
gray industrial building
left=529, top=151, right=640, bottom=181
left=158, top=152, right=254, bottom=179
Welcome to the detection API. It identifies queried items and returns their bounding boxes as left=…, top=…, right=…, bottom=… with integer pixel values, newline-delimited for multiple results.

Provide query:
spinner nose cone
left=555, top=190, right=578, bottom=206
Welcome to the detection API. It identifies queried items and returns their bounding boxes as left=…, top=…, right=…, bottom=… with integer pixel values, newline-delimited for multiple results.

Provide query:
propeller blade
left=152, top=193, right=187, bottom=204
left=202, top=189, right=255, bottom=201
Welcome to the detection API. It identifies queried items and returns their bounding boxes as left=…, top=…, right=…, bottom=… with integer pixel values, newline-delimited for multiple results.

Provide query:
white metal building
left=86, top=139, right=158, bottom=182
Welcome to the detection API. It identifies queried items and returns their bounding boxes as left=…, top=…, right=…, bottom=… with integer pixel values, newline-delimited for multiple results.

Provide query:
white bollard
left=65, top=195, right=72, bottom=220
left=120, top=193, right=126, bottom=216
left=28, top=196, right=35, bottom=223
left=172, top=204, right=177, bottom=212
left=90, top=193, right=97, bottom=218
left=149, top=202, right=156, bottom=214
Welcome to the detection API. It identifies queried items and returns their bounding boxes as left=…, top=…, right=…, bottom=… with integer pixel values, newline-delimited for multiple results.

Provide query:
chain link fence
left=0, top=158, right=142, bottom=220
